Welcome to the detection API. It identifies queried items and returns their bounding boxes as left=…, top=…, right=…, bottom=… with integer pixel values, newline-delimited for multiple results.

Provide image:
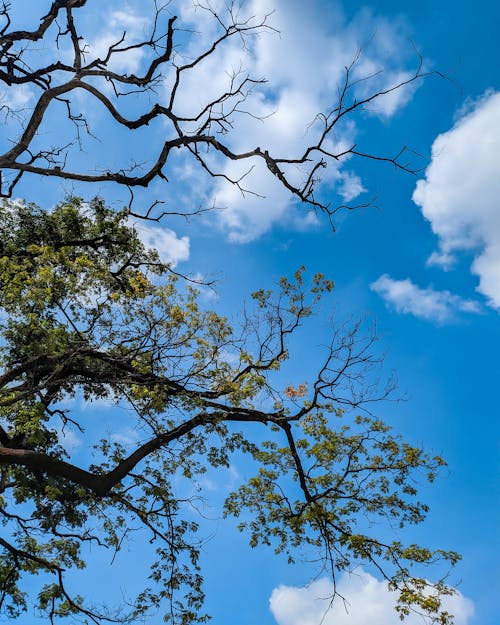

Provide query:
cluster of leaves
left=0, top=198, right=458, bottom=624
left=0, top=198, right=225, bottom=622
left=225, top=412, right=460, bottom=623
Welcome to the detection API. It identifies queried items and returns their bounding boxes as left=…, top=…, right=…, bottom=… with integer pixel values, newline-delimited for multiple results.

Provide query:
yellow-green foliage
left=0, top=198, right=458, bottom=624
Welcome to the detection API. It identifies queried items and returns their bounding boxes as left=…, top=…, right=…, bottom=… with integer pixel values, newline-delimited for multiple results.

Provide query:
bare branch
left=0, top=0, right=427, bottom=217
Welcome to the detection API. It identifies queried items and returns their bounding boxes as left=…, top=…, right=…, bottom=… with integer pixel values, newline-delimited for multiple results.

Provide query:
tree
left=0, top=2, right=458, bottom=624
left=0, top=197, right=459, bottom=624
left=0, top=0, right=424, bottom=211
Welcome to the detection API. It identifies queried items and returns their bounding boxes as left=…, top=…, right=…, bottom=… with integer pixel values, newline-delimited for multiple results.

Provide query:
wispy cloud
left=85, top=7, right=151, bottom=75
left=270, top=570, right=474, bottom=625
left=55, top=425, right=82, bottom=453
left=111, top=427, right=141, bottom=448
left=0, top=84, right=33, bottom=112
left=371, top=274, right=480, bottom=323
left=413, top=91, right=500, bottom=308
left=168, top=0, right=421, bottom=242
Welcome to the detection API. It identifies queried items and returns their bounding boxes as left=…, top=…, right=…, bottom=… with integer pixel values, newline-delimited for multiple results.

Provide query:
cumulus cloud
left=168, top=0, right=420, bottom=241
left=412, top=91, right=500, bottom=308
left=130, top=221, right=190, bottom=267
left=269, top=570, right=474, bottom=625
left=371, top=274, right=480, bottom=323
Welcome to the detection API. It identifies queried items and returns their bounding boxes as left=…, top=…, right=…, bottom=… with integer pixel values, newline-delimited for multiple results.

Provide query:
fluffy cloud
left=371, top=274, right=480, bottom=323
left=130, top=221, right=190, bottom=267
left=412, top=91, right=500, bottom=308
left=269, top=570, right=474, bottom=625
left=168, top=0, right=420, bottom=241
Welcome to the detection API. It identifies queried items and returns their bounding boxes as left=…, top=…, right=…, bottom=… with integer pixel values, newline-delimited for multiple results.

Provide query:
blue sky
left=1, top=1, right=499, bottom=624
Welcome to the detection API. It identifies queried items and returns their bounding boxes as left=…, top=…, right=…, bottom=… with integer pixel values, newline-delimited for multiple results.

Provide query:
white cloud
left=371, top=274, right=480, bottom=323
left=111, top=427, right=141, bottom=448
left=130, top=221, right=190, bottom=267
left=0, top=84, right=34, bottom=128
left=0, top=84, right=33, bottom=111
left=85, top=7, right=151, bottom=75
left=412, top=91, right=500, bottom=308
left=270, top=570, right=474, bottom=625
left=55, top=425, right=82, bottom=453
left=338, top=172, right=366, bottom=203
left=225, top=463, right=240, bottom=489
left=168, top=0, right=420, bottom=241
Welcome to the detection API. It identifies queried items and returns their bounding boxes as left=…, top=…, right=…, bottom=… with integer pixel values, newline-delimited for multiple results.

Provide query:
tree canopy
left=0, top=198, right=459, bottom=624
